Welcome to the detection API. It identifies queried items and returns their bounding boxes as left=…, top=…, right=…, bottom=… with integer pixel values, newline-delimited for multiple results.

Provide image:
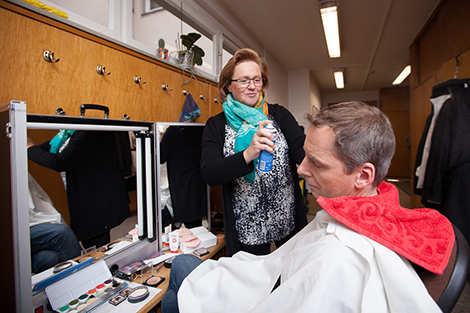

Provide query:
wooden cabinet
left=0, top=4, right=218, bottom=123
left=408, top=0, right=470, bottom=208
left=209, top=84, right=223, bottom=116
left=1, top=3, right=220, bottom=223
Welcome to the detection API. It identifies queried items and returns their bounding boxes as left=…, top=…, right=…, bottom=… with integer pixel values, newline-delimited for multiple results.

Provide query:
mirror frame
left=5, top=101, right=161, bottom=311
left=156, top=122, right=211, bottom=240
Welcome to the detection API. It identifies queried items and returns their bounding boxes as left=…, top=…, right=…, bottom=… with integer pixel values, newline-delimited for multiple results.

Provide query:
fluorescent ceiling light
left=333, top=68, right=344, bottom=89
left=320, top=5, right=341, bottom=58
left=392, top=65, right=411, bottom=85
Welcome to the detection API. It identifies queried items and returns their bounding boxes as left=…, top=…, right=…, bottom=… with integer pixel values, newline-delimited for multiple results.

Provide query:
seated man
left=162, top=102, right=454, bottom=313
left=29, top=173, right=81, bottom=273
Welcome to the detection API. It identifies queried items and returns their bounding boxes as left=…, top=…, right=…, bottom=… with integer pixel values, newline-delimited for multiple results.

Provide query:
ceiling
left=213, top=0, right=441, bottom=94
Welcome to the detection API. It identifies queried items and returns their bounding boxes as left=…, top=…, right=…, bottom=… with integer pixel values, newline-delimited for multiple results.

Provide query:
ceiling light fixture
left=333, top=68, right=344, bottom=89
left=392, top=65, right=411, bottom=85
left=320, top=0, right=341, bottom=58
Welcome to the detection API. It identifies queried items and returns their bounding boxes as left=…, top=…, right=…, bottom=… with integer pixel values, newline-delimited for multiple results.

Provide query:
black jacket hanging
left=413, top=78, right=470, bottom=242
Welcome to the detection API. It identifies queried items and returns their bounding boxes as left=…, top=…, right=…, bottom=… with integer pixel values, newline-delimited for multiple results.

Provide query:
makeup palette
left=164, top=255, right=177, bottom=268
left=68, top=299, right=79, bottom=309
left=116, top=260, right=146, bottom=280
left=76, top=303, right=87, bottom=311
left=143, top=275, right=165, bottom=288
left=95, top=283, right=105, bottom=296
left=104, top=278, right=113, bottom=288
left=87, top=288, right=97, bottom=297
left=108, top=294, right=126, bottom=306
left=78, top=293, right=88, bottom=303
left=127, top=286, right=150, bottom=303
left=53, top=261, right=73, bottom=274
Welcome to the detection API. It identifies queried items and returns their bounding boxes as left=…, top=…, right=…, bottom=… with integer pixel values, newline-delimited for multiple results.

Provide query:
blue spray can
left=258, top=123, right=277, bottom=172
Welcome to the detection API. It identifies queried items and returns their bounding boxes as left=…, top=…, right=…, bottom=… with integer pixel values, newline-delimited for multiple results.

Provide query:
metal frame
left=5, top=101, right=161, bottom=312
left=156, top=122, right=211, bottom=231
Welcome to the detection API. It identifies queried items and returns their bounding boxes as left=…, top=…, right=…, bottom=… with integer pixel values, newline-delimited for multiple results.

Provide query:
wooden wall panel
left=409, top=0, right=470, bottom=208
left=379, top=86, right=410, bottom=178
left=209, top=84, right=223, bottom=117
left=409, top=79, right=435, bottom=208
left=415, top=16, right=443, bottom=84
left=439, top=0, right=470, bottom=61
left=0, top=6, right=217, bottom=122
left=0, top=4, right=219, bottom=224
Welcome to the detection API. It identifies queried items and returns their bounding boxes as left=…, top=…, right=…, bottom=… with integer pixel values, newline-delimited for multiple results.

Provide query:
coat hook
left=200, top=94, right=206, bottom=100
left=55, top=107, right=66, bottom=115
left=43, top=50, right=60, bottom=63
left=134, top=75, right=146, bottom=84
left=97, top=65, right=111, bottom=75
left=183, top=89, right=189, bottom=95
left=122, top=114, right=130, bottom=120
left=214, top=98, right=219, bottom=103
left=162, top=83, right=173, bottom=91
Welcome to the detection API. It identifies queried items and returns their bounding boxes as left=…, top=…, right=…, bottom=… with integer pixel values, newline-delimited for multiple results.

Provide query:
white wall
left=287, top=69, right=321, bottom=131
left=264, top=52, right=288, bottom=107
left=309, top=71, right=322, bottom=113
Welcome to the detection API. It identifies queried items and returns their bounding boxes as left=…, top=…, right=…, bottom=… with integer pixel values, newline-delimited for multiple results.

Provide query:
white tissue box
left=180, top=227, right=217, bottom=254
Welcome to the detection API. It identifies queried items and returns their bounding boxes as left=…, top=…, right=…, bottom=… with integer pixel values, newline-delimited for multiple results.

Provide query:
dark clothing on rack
left=414, top=78, right=470, bottom=243
left=201, top=103, right=308, bottom=256
left=28, top=130, right=130, bottom=247
left=160, top=125, right=207, bottom=224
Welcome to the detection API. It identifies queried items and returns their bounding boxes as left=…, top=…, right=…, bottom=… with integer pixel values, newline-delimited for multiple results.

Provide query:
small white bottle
left=169, top=231, right=179, bottom=253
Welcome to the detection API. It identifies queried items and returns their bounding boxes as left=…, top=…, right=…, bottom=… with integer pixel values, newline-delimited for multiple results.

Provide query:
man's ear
left=354, top=162, right=375, bottom=189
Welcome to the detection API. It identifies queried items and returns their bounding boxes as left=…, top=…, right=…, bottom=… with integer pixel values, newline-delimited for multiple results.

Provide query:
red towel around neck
left=317, top=182, right=455, bottom=275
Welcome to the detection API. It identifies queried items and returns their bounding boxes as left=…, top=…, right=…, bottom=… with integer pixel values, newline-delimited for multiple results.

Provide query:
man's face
left=297, top=125, right=359, bottom=199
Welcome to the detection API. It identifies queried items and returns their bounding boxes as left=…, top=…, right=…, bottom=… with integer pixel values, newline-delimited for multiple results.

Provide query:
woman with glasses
left=201, top=48, right=307, bottom=256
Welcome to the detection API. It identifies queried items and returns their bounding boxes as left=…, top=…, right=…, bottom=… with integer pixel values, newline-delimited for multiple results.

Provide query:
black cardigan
left=201, top=103, right=308, bottom=256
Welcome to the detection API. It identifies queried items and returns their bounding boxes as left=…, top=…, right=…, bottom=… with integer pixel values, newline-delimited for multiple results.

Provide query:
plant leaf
left=191, top=45, right=205, bottom=65
left=180, top=33, right=201, bottom=50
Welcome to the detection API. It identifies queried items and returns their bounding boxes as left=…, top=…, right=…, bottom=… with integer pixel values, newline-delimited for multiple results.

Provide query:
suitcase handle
left=80, top=104, right=109, bottom=119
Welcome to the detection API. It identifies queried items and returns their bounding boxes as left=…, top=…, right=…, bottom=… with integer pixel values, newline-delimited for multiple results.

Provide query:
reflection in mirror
left=27, top=129, right=138, bottom=274
left=157, top=123, right=210, bottom=234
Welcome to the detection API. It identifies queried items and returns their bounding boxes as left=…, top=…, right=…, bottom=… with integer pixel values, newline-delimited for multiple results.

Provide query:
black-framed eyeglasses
left=231, top=77, right=264, bottom=87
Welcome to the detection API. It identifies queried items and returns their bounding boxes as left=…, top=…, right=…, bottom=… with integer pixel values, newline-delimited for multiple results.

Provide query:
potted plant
left=157, top=38, right=168, bottom=61
left=178, top=32, right=205, bottom=67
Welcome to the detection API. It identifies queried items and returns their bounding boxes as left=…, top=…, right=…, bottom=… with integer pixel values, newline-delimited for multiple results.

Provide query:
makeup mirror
left=27, top=129, right=136, bottom=251
left=24, top=113, right=160, bottom=274
left=156, top=122, right=211, bottom=240
left=5, top=102, right=161, bottom=311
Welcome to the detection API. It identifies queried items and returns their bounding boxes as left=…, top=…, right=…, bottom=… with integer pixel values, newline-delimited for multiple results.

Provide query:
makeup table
left=136, top=236, right=226, bottom=313
left=67, top=235, right=225, bottom=312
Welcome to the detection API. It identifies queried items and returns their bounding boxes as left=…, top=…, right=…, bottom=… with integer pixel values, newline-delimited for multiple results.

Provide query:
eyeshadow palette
left=127, top=286, right=150, bottom=303
left=143, top=275, right=165, bottom=288
left=52, top=261, right=73, bottom=274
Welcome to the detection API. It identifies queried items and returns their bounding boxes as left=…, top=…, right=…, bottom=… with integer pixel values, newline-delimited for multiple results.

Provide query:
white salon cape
left=178, top=210, right=441, bottom=313
left=28, top=173, right=63, bottom=226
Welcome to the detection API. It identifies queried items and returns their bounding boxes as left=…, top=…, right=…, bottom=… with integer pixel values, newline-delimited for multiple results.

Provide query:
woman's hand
left=27, top=137, right=35, bottom=148
left=243, top=120, right=275, bottom=164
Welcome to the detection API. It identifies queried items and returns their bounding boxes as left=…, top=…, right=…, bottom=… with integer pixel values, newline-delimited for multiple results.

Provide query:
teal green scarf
left=223, top=93, right=268, bottom=183
left=49, top=129, right=76, bottom=153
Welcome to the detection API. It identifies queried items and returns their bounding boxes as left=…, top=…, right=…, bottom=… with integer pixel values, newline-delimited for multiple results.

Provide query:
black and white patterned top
left=223, top=117, right=296, bottom=245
